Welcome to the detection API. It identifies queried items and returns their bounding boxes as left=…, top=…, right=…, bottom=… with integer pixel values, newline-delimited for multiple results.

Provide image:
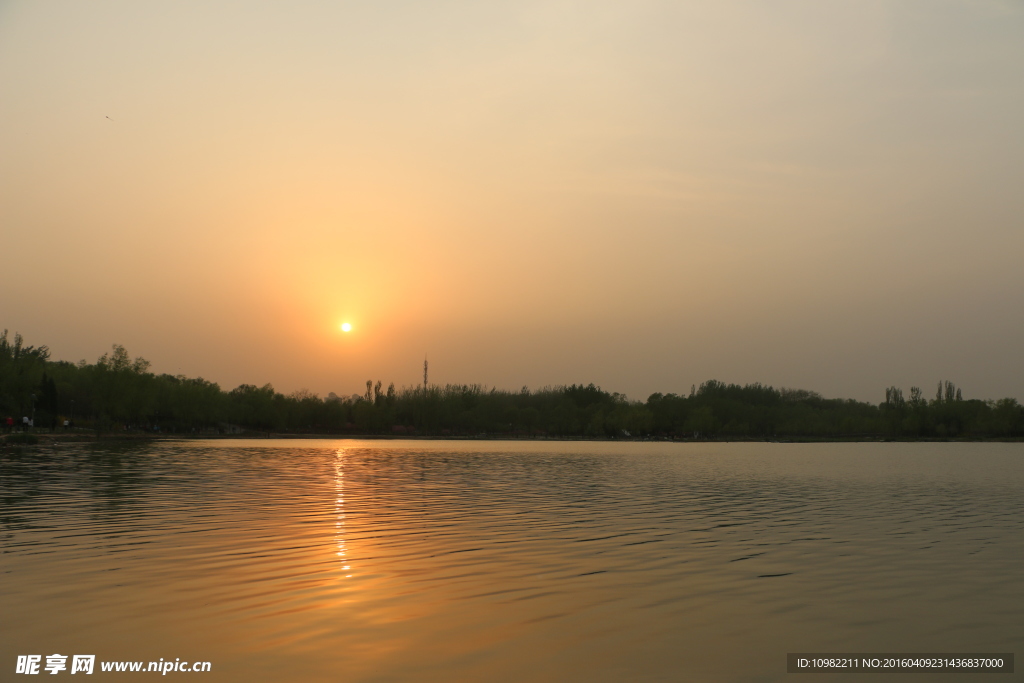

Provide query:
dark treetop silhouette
left=1, top=331, right=1021, bottom=439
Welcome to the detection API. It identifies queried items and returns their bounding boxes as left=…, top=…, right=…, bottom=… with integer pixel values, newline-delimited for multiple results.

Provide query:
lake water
left=2, top=440, right=1021, bottom=681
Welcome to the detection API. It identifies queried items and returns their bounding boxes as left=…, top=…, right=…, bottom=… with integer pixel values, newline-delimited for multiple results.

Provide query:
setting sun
left=340, top=323, right=352, bottom=333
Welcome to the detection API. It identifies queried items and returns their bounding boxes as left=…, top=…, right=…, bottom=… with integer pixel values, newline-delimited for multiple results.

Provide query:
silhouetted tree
left=2, top=332, right=1022, bottom=440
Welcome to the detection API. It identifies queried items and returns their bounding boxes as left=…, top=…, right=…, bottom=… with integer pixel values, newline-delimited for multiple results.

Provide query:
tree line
left=1, top=331, right=1022, bottom=439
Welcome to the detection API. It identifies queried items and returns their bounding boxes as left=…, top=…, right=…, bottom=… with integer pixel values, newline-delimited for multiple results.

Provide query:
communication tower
left=423, top=357, right=428, bottom=391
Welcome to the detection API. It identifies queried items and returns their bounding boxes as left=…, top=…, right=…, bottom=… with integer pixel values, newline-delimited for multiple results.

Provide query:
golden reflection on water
left=334, top=448, right=351, bottom=578
left=1, top=441, right=1023, bottom=682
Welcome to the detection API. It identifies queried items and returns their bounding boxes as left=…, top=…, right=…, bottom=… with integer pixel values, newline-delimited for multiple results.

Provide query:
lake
left=2, top=440, right=1021, bottom=681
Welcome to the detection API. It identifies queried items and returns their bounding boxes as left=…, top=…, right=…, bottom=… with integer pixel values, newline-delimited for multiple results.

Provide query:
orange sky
left=2, top=1, right=1022, bottom=401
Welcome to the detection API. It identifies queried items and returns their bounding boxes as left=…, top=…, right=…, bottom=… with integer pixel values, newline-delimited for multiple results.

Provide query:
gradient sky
left=2, top=0, right=1022, bottom=402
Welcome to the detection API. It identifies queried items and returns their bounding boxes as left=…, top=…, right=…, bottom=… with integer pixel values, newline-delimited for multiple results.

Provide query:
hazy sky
left=2, top=0, right=1022, bottom=402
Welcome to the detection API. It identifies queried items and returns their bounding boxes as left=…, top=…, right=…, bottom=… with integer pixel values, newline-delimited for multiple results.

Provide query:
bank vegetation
left=2, top=332, right=1022, bottom=440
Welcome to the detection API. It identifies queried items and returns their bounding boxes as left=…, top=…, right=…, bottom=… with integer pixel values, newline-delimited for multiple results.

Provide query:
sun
left=340, top=322, right=352, bottom=333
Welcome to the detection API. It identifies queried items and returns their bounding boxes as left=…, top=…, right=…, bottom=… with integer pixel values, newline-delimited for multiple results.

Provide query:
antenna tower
left=423, top=356, right=428, bottom=391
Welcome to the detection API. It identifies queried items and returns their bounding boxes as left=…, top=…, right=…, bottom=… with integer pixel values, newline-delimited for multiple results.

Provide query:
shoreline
left=5, top=432, right=1024, bottom=446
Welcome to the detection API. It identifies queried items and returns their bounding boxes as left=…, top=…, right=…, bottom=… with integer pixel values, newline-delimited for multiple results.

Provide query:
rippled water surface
left=2, top=440, right=1022, bottom=681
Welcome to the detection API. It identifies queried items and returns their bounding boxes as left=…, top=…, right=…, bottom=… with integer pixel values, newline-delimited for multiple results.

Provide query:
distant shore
left=4, top=333, right=1022, bottom=441
left=5, top=431, right=1024, bottom=448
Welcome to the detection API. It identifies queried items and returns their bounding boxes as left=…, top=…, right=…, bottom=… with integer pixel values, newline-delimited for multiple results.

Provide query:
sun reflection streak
left=334, top=448, right=351, bottom=578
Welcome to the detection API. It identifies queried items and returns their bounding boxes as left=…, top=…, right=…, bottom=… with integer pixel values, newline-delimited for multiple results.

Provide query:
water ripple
left=2, top=440, right=1022, bottom=682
